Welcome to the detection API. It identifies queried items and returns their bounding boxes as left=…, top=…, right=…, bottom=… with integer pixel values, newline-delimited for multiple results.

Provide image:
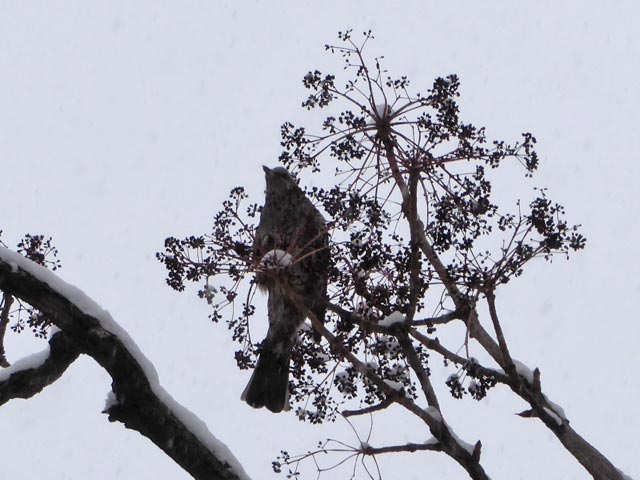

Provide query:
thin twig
left=410, top=328, right=510, bottom=384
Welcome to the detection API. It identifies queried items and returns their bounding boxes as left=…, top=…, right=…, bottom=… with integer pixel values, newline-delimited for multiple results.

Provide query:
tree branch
left=411, top=310, right=460, bottom=326
left=485, top=289, right=516, bottom=377
left=392, top=174, right=625, bottom=480
left=282, top=283, right=491, bottom=480
left=415, top=232, right=506, bottom=363
left=360, top=441, right=443, bottom=455
left=0, top=330, right=80, bottom=405
left=0, top=293, right=13, bottom=367
left=396, top=331, right=440, bottom=409
left=342, top=397, right=392, bottom=418
left=409, top=328, right=510, bottom=385
left=0, top=249, right=248, bottom=480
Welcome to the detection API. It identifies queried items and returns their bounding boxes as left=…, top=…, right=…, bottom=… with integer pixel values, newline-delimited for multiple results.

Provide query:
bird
left=241, top=165, right=329, bottom=413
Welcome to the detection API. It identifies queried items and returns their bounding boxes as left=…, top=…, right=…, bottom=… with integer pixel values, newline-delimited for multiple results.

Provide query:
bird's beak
left=262, top=165, right=272, bottom=176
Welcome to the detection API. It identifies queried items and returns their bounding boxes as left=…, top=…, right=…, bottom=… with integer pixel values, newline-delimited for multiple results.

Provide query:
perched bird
left=241, top=165, right=329, bottom=413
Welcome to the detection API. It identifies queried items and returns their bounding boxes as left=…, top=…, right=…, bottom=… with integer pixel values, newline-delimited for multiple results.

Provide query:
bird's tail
left=241, top=341, right=290, bottom=413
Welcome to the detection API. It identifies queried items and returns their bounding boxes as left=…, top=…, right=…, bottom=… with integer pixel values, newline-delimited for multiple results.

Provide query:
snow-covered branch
left=0, top=329, right=79, bottom=405
left=0, top=247, right=249, bottom=480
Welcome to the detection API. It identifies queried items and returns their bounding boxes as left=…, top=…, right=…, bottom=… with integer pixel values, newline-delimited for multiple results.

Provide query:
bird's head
left=263, top=165, right=298, bottom=195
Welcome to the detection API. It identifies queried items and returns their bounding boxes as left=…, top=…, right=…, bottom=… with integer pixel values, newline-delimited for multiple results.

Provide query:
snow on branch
left=0, top=329, right=79, bottom=405
left=0, top=247, right=249, bottom=480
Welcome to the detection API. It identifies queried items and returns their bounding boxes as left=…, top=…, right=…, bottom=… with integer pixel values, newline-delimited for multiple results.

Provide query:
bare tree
left=159, top=31, right=628, bottom=480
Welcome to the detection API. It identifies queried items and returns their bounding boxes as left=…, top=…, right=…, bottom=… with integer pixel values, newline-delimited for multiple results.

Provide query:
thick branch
left=512, top=375, right=623, bottom=480
left=0, top=330, right=80, bottom=405
left=0, top=293, right=13, bottom=367
left=0, top=251, right=247, bottom=480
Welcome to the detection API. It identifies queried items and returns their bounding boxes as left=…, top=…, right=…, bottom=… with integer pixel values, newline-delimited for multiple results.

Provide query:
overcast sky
left=1, top=2, right=638, bottom=479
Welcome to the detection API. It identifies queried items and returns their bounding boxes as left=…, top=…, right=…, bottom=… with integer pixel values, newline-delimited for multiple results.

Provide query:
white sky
left=1, top=2, right=638, bottom=479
